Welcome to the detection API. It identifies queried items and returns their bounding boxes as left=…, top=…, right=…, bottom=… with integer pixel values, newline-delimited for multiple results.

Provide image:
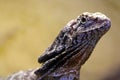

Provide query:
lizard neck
left=42, top=39, right=97, bottom=80
left=38, top=41, right=96, bottom=80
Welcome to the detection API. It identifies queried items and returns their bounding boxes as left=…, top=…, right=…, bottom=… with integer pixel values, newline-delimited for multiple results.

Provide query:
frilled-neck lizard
left=34, top=12, right=111, bottom=80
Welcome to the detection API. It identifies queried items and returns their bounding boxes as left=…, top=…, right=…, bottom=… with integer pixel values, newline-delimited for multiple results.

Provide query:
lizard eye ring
left=80, top=17, right=87, bottom=24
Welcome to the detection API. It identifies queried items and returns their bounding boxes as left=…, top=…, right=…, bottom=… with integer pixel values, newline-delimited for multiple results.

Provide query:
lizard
left=34, top=12, right=111, bottom=80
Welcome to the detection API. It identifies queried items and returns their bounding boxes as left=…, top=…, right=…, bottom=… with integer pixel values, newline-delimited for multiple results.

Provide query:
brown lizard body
left=35, top=12, right=111, bottom=80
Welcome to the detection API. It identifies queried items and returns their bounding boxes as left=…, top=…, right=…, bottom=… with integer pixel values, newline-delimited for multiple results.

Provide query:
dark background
left=0, top=0, right=119, bottom=80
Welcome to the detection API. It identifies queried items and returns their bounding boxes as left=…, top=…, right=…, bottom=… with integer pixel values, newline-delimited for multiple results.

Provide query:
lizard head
left=63, top=12, right=111, bottom=46
left=61, top=12, right=111, bottom=67
left=35, top=12, right=111, bottom=79
left=76, top=12, right=111, bottom=34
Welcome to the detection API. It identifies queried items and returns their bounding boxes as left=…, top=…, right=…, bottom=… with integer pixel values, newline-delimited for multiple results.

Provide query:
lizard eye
left=80, top=17, right=87, bottom=24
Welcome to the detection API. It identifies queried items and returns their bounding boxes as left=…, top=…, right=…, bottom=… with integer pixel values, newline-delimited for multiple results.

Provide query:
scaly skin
left=35, top=12, right=111, bottom=80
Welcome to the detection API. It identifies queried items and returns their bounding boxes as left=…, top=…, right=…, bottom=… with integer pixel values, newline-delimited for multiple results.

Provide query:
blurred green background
left=0, top=0, right=119, bottom=80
